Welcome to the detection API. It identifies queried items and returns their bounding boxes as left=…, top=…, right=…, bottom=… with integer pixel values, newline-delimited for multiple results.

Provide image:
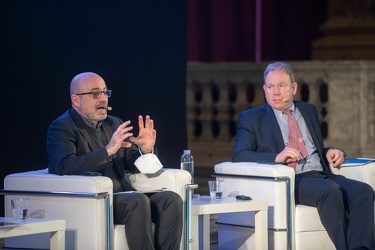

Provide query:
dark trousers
left=295, top=171, right=374, bottom=250
left=113, top=191, right=183, bottom=250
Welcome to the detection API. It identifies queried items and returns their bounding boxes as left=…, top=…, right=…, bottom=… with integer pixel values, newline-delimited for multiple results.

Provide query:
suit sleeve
left=233, top=110, right=280, bottom=162
left=47, top=118, right=112, bottom=175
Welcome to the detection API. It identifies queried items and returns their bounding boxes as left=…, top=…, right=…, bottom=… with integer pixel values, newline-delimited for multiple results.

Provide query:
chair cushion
left=295, top=205, right=325, bottom=232
left=114, top=225, right=128, bottom=250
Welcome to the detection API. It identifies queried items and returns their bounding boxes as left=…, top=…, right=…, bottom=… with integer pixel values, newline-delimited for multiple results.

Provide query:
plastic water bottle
left=181, top=149, right=194, bottom=184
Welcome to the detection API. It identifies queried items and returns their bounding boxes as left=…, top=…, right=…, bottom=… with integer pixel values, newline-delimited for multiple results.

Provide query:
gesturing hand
left=106, top=120, right=133, bottom=157
left=129, top=115, right=156, bottom=153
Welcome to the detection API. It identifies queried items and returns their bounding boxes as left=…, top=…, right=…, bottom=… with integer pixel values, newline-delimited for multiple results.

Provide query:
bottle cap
left=183, top=149, right=190, bottom=154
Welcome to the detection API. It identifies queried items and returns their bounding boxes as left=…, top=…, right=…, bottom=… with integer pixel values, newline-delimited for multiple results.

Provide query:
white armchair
left=212, top=158, right=375, bottom=250
left=3, top=168, right=191, bottom=250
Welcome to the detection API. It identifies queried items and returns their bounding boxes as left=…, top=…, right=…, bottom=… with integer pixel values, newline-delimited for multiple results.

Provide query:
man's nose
left=273, top=86, right=281, bottom=94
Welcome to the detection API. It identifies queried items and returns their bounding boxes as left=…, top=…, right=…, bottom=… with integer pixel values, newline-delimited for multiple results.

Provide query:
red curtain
left=187, top=0, right=327, bottom=62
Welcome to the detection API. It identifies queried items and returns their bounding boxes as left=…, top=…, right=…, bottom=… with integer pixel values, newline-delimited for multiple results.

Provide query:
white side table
left=0, top=217, right=65, bottom=250
left=190, top=196, right=268, bottom=250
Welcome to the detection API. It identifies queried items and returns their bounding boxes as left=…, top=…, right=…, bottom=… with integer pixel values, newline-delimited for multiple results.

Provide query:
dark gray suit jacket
left=233, top=101, right=333, bottom=174
left=47, top=108, right=142, bottom=191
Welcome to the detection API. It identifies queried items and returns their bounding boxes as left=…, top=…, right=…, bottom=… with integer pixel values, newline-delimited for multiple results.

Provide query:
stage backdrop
left=0, top=1, right=188, bottom=215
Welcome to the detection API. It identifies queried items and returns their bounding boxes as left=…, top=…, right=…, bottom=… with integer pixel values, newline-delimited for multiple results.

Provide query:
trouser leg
left=113, top=193, right=154, bottom=250
left=330, top=175, right=375, bottom=250
left=149, top=191, right=183, bottom=250
left=295, top=171, right=375, bottom=250
left=295, top=173, right=348, bottom=250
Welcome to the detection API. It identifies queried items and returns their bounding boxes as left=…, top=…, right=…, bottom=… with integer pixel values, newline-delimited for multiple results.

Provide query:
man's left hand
left=129, top=115, right=156, bottom=153
left=326, top=148, right=345, bottom=168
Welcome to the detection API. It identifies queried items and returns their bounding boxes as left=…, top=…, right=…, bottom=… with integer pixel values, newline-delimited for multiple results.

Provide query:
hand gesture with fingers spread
left=129, top=115, right=156, bottom=153
left=106, top=121, right=133, bottom=157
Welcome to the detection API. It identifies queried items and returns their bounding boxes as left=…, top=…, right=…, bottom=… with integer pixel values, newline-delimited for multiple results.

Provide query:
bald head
left=69, top=72, right=109, bottom=124
left=70, top=72, right=103, bottom=96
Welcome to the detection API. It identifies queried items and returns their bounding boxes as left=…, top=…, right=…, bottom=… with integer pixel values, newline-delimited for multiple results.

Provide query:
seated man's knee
left=114, top=192, right=150, bottom=210
left=356, top=182, right=375, bottom=201
left=362, top=183, right=374, bottom=197
left=113, top=192, right=151, bottom=225
left=165, top=191, right=183, bottom=207
left=151, top=191, right=183, bottom=210
left=321, top=182, right=343, bottom=203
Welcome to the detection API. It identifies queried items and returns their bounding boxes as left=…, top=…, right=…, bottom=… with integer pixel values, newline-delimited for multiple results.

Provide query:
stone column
left=312, top=0, right=375, bottom=60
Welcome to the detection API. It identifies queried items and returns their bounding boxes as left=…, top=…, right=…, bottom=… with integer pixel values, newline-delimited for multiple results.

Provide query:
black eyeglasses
left=75, top=90, right=112, bottom=99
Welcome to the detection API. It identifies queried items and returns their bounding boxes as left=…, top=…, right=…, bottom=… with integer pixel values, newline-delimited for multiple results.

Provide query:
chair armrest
left=214, top=161, right=294, bottom=178
left=129, top=168, right=191, bottom=201
left=4, top=168, right=113, bottom=194
left=331, top=158, right=375, bottom=190
left=213, top=161, right=295, bottom=206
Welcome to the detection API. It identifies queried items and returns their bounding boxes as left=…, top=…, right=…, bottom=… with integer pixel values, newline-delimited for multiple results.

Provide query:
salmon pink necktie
left=284, top=109, right=308, bottom=168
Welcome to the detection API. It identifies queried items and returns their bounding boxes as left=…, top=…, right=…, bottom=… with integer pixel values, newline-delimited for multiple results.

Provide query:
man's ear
left=292, top=82, right=298, bottom=95
left=71, top=95, right=80, bottom=107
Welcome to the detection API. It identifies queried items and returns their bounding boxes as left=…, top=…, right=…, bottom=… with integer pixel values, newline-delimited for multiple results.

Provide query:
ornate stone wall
left=186, top=61, right=375, bottom=170
left=312, top=0, right=375, bottom=59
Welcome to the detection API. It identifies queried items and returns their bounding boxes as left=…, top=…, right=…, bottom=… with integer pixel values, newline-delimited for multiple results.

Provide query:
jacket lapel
left=101, top=120, right=114, bottom=145
left=295, top=102, right=320, bottom=146
left=69, top=109, right=97, bottom=151
left=295, top=102, right=327, bottom=169
left=264, top=104, right=286, bottom=150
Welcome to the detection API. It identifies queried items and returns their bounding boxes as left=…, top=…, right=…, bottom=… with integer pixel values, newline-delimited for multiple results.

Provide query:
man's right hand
left=106, top=121, right=133, bottom=157
left=275, top=147, right=303, bottom=165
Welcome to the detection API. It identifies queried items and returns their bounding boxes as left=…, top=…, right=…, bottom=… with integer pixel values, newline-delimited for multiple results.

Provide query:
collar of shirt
left=80, top=115, right=103, bottom=130
left=272, top=103, right=296, bottom=118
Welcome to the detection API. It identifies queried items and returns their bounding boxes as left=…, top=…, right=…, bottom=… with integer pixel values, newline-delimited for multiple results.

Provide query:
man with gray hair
left=233, top=62, right=374, bottom=250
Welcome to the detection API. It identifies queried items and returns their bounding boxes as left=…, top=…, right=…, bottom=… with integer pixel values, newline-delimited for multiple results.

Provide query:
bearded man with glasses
left=46, top=72, right=183, bottom=250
